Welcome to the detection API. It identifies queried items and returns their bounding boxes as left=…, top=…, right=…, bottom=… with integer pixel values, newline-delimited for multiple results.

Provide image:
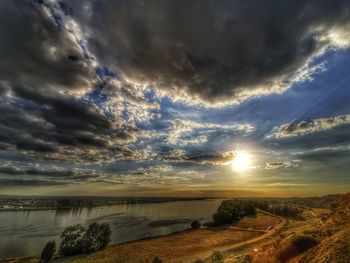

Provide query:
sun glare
left=232, top=151, right=252, bottom=172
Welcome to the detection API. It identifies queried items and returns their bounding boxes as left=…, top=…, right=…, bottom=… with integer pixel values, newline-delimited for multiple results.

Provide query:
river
left=0, top=199, right=222, bottom=259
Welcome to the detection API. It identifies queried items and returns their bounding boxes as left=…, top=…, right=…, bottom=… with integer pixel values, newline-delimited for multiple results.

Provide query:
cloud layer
left=71, top=0, right=350, bottom=104
left=0, top=0, right=350, bottom=195
left=269, top=114, right=350, bottom=138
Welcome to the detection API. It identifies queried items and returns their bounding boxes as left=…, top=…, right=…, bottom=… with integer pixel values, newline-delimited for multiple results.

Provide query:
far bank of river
left=0, top=199, right=222, bottom=259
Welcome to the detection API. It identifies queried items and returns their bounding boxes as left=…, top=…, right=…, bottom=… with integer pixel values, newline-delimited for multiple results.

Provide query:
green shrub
left=292, top=235, right=319, bottom=252
left=213, top=210, right=233, bottom=225
left=59, top=224, right=86, bottom=256
left=81, top=222, right=112, bottom=252
left=212, top=200, right=257, bottom=225
left=278, top=235, right=319, bottom=262
left=191, top=220, right=201, bottom=229
left=59, top=222, right=112, bottom=256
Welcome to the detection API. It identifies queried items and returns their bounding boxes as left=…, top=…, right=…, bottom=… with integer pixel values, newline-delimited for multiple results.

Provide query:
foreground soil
left=72, top=212, right=280, bottom=263
left=73, top=228, right=257, bottom=263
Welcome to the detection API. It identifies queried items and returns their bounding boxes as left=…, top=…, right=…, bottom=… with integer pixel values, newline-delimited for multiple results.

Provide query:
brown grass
left=73, top=212, right=279, bottom=263
left=73, top=228, right=259, bottom=263
left=235, top=212, right=280, bottom=230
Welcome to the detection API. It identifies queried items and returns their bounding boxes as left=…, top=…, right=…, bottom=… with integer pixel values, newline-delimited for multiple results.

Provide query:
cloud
left=69, top=0, right=350, bottom=105
left=0, top=162, right=103, bottom=181
left=268, top=114, right=350, bottom=138
left=0, top=1, right=94, bottom=93
left=293, top=145, right=350, bottom=163
left=0, top=1, right=162, bottom=163
left=166, top=119, right=254, bottom=145
left=265, top=161, right=299, bottom=169
left=266, top=183, right=308, bottom=188
left=0, top=178, right=67, bottom=186
left=186, top=151, right=235, bottom=165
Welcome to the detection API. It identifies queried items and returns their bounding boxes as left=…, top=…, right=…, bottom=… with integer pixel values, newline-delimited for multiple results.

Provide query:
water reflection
left=0, top=199, right=222, bottom=259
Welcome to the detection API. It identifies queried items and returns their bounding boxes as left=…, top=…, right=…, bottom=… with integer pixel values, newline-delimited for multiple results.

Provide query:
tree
left=81, top=222, right=112, bottom=252
left=212, top=210, right=233, bottom=225
left=191, top=220, right=201, bottom=229
left=59, top=222, right=112, bottom=256
left=40, top=240, right=56, bottom=263
left=230, top=207, right=241, bottom=221
left=244, top=203, right=256, bottom=216
left=59, top=224, right=86, bottom=256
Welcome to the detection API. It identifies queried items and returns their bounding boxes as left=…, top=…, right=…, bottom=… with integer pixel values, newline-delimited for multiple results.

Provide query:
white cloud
left=166, top=119, right=254, bottom=145
left=268, top=114, right=350, bottom=138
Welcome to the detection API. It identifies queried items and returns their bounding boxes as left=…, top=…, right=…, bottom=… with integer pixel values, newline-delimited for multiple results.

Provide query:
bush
left=59, top=222, right=112, bottom=256
left=40, top=240, right=56, bottom=263
left=212, top=251, right=224, bottom=263
left=268, top=204, right=303, bottom=217
left=212, top=200, right=257, bottom=226
left=191, top=220, right=201, bottom=229
left=81, top=222, right=112, bottom=252
left=59, top=224, right=86, bottom=256
left=152, top=256, right=163, bottom=263
left=292, top=235, right=319, bottom=252
left=277, top=235, right=319, bottom=262
left=213, top=210, right=233, bottom=225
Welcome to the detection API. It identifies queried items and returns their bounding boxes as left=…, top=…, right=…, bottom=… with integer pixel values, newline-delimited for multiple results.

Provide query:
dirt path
left=189, top=210, right=288, bottom=262
left=60, top=211, right=288, bottom=263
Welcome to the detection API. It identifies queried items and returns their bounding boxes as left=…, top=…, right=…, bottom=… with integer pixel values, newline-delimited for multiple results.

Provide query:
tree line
left=212, top=200, right=257, bottom=225
left=40, top=222, right=112, bottom=263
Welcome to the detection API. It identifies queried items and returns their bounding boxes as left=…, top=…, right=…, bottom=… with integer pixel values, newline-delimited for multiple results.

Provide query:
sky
left=0, top=0, right=350, bottom=197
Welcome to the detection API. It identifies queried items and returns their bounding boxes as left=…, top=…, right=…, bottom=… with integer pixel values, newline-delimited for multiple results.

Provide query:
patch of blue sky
left=195, top=48, right=350, bottom=131
left=95, top=66, right=116, bottom=78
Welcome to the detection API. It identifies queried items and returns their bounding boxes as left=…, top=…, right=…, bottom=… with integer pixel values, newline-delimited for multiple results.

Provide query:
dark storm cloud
left=0, top=1, right=93, bottom=91
left=0, top=1, right=163, bottom=163
left=70, top=0, right=350, bottom=104
left=0, top=84, right=152, bottom=163
left=1, top=0, right=350, bottom=192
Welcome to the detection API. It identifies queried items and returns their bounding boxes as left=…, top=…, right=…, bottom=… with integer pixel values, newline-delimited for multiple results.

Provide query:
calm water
left=0, top=199, right=222, bottom=258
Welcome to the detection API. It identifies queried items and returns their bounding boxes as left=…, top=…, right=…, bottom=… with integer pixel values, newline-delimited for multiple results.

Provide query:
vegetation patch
left=278, top=235, right=319, bottom=262
left=212, top=200, right=257, bottom=226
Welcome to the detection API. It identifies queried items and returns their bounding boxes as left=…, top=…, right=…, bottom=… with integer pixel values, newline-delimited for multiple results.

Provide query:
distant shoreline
left=0, top=197, right=214, bottom=212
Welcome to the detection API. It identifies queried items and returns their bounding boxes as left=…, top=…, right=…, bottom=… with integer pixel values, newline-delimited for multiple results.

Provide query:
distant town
left=0, top=196, right=208, bottom=211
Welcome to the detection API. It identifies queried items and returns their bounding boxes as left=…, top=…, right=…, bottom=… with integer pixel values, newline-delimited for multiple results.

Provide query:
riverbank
left=0, top=211, right=281, bottom=263
left=0, top=196, right=212, bottom=212
left=70, top=211, right=281, bottom=263
left=0, top=199, right=223, bottom=259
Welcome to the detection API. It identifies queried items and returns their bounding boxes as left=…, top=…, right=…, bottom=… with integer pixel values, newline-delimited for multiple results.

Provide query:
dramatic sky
left=0, top=0, right=350, bottom=197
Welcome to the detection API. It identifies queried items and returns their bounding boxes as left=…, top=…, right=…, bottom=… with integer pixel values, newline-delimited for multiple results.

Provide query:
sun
left=231, top=151, right=252, bottom=172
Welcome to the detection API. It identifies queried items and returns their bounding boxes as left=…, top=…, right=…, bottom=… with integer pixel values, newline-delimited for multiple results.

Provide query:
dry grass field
left=73, top=228, right=258, bottom=263
left=235, top=211, right=280, bottom=231
left=72, top=211, right=282, bottom=263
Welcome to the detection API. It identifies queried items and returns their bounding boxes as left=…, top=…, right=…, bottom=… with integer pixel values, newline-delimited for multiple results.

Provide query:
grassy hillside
left=247, top=193, right=350, bottom=263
